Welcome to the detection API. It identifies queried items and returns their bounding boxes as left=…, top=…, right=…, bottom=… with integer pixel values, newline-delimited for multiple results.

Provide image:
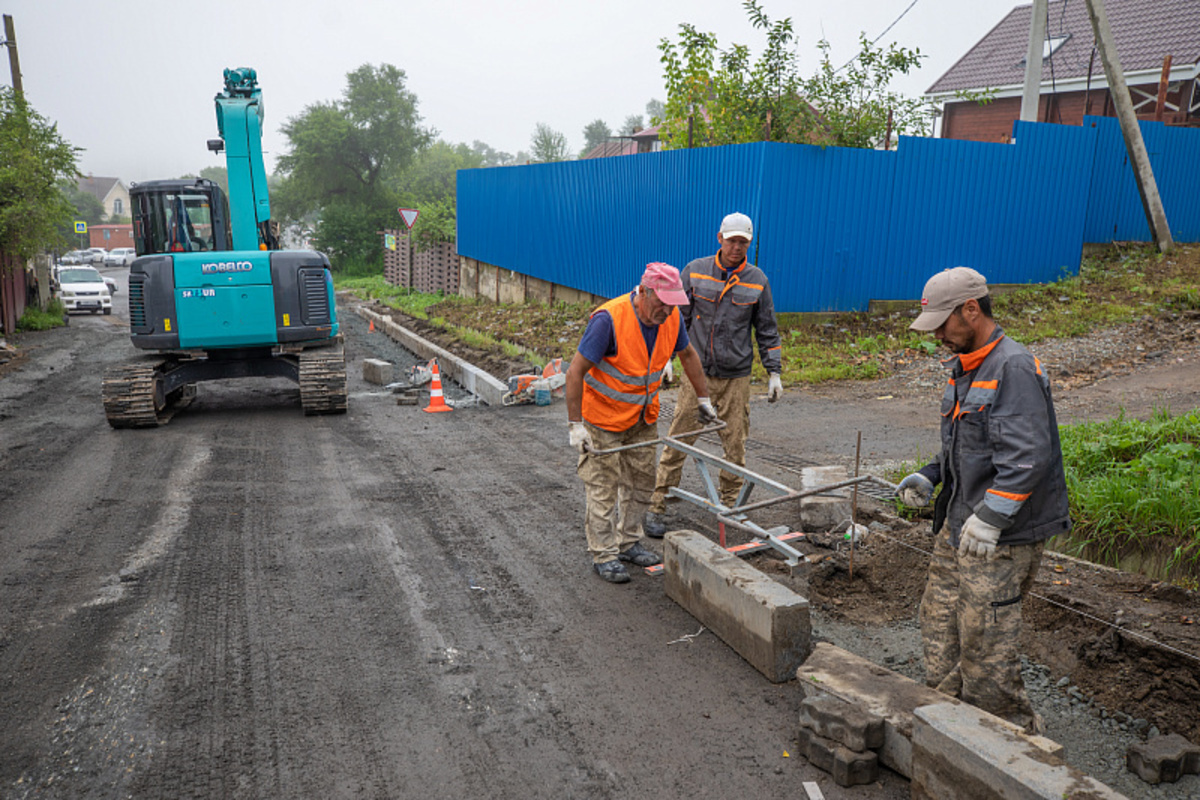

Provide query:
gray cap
left=910, top=267, right=989, bottom=331
left=719, top=212, right=753, bottom=241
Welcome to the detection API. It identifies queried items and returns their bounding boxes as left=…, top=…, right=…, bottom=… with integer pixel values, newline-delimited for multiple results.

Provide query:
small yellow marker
left=164, top=319, right=172, bottom=332
left=282, top=313, right=290, bottom=327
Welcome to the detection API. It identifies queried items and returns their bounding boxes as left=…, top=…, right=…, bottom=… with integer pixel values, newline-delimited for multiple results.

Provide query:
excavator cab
left=131, top=178, right=232, bottom=256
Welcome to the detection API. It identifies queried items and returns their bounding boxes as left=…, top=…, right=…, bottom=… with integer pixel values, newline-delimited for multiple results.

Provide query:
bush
left=16, top=299, right=66, bottom=331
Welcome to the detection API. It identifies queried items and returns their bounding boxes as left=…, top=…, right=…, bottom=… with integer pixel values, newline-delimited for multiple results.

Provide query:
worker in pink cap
left=564, top=263, right=718, bottom=583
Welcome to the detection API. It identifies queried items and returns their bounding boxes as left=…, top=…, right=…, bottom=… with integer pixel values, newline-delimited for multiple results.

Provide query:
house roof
left=926, top=0, right=1200, bottom=95
left=77, top=176, right=124, bottom=202
left=581, top=139, right=638, bottom=159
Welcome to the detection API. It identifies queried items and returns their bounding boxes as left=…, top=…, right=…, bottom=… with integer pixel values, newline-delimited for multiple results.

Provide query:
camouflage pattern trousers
left=649, top=374, right=751, bottom=513
left=576, top=419, right=659, bottom=564
left=920, top=523, right=1045, bottom=732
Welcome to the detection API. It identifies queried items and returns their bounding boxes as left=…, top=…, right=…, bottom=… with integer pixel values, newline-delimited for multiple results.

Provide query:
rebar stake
left=849, top=431, right=862, bottom=581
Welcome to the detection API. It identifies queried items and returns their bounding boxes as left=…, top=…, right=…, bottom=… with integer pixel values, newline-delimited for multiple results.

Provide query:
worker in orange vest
left=565, top=263, right=717, bottom=584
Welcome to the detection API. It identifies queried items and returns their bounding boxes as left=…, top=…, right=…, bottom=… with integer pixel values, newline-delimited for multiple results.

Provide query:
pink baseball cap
left=641, top=262, right=689, bottom=306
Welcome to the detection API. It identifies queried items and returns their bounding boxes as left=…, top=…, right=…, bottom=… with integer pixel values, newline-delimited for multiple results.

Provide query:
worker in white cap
left=645, top=212, right=783, bottom=536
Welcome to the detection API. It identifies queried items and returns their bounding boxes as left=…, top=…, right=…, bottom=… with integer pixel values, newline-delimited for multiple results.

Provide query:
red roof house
left=926, top=0, right=1200, bottom=142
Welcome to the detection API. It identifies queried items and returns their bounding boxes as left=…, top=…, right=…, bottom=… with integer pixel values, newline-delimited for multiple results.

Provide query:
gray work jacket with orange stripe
left=918, top=325, right=1071, bottom=549
left=679, top=254, right=782, bottom=379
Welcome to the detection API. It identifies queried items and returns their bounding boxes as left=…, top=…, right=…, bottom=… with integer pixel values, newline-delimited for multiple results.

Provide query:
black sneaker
left=643, top=511, right=667, bottom=539
left=593, top=560, right=631, bottom=583
left=618, top=542, right=662, bottom=567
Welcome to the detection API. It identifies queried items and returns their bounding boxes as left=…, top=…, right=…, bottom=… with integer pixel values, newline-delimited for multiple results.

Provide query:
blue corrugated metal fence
left=457, top=117, right=1199, bottom=313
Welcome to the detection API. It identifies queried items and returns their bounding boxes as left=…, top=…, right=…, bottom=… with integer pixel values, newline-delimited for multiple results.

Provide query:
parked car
left=103, top=247, right=137, bottom=267
left=84, top=247, right=107, bottom=264
left=59, top=250, right=86, bottom=265
left=56, top=266, right=113, bottom=315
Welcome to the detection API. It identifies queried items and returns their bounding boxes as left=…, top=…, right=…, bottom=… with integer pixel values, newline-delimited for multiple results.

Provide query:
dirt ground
left=2, top=276, right=1198, bottom=799
left=360, top=291, right=1200, bottom=750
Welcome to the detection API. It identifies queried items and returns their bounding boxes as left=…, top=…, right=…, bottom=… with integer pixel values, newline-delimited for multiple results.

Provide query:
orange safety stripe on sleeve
left=987, top=488, right=1031, bottom=502
left=970, top=380, right=998, bottom=389
left=1035, top=357, right=1043, bottom=376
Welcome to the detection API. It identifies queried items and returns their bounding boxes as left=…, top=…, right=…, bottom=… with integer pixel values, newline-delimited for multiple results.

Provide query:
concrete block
left=797, top=725, right=878, bottom=787
left=798, top=466, right=851, bottom=532
left=912, top=702, right=1128, bottom=799
left=1127, top=733, right=1200, bottom=785
left=362, top=358, right=394, bottom=385
left=497, top=268, right=526, bottom=304
left=799, top=692, right=885, bottom=752
left=797, top=643, right=955, bottom=777
left=663, top=529, right=811, bottom=682
left=356, top=307, right=507, bottom=407
left=478, top=263, right=500, bottom=303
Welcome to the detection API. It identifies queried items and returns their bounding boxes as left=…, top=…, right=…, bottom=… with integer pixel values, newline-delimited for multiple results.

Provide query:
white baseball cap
left=910, top=267, right=990, bottom=331
left=719, top=212, right=753, bottom=241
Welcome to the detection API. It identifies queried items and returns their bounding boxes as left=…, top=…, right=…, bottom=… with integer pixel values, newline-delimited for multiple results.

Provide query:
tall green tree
left=275, top=63, right=432, bottom=268
left=582, top=119, right=612, bottom=154
left=621, top=115, right=644, bottom=135
left=54, top=180, right=105, bottom=242
left=395, top=141, right=483, bottom=248
left=657, top=0, right=932, bottom=150
left=530, top=123, right=569, bottom=163
left=645, top=98, right=665, bottom=124
left=0, top=90, right=80, bottom=263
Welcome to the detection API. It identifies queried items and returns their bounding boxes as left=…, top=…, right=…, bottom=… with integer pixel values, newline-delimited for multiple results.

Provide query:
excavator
left=102, top=68, right=347, bottom=427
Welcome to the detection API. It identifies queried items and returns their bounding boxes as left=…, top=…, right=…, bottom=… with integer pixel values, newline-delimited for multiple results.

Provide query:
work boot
left=618, top=541, right=662, bottom=567
left=593, top=559, right=631, bottom=584
left=643, top=511, right=667, bottom=539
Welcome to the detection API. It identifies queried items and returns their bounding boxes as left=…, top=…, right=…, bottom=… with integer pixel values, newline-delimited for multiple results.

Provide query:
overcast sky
left=5, top=0, right=1022, bottom=183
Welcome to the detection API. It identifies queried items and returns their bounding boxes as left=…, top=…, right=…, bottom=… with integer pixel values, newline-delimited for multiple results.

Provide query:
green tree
left=0, top=90, right=80, bottom=263
left=621, top=115, right=644, bottom=135
left=469, top=140, right=518, bottom=167
left=56, top=180, right=105, bottom=237
left=582, top=119, right=612, bottom=154
left=530, top=123, right=569, bottom=163
left=657, top=0, right=932, bottom=150
left=645, top=98, right=665, bottom=124
left=199, top=165, right=229, bottom=196
left=395, top=141, right=483, bottom=249
left=275, top=63, right=432, bottom=268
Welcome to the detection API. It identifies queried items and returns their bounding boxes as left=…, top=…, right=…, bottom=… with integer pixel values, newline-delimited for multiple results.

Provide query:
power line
left=836, top=0, right=922, bottom=74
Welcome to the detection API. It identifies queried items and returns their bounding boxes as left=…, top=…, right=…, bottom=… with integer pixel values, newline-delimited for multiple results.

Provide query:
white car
left=84, top=247, right=108, bottom=265
left=56, top=266, right=113, bottom=315
left=104, top=247, right=137, bottom=267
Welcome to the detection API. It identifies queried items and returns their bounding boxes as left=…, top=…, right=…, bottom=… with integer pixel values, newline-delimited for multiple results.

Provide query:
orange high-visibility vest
left=582, top=291, right=680, bottom=432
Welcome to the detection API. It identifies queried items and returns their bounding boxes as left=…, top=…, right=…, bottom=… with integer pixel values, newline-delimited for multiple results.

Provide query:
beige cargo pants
left=920, top=523, right=1045, bottom=733
left=576, top=419, right=659, bottom=564
left=649, top=374, right=751, bottom=513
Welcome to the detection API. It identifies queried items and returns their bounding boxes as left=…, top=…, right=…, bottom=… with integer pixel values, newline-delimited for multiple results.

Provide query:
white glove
left=568, top=421, right=593, bottom=454
left=663, top=360, right=674, bottom=385
left=959, top=514, right=1002, bottom=559
left=767, top=373, right=783, bottom=403
left=897, top=473, right=934, bottom=508
left=696, top=397, right=719, bottom=425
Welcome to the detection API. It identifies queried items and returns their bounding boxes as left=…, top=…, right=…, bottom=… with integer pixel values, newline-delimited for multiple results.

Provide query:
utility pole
left=2, top=14, right=22, bottom=96
left=1020, top=0, right=1048, bottom=122
left=1084, top=0, right=1174, bottom=253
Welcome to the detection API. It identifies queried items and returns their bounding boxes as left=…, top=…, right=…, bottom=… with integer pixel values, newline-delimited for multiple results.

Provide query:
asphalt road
left=0, top=288, right=911, bottom=799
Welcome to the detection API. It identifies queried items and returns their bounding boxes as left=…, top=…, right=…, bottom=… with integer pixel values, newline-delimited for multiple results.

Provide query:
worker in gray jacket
left=645, top=212, right=783, bottom=536
left=897, top=266, right=1070, bottom=734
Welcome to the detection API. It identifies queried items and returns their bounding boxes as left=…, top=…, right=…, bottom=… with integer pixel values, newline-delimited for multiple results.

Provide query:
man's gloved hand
left=568, top=421, right=593, bottom=454
left=697, top=397, right=719, bottom=425
left=663, top=359, right=674, bottom=385
left=896, top=473, right=934, bottom=507
left=959, top=514, right=1002, bottom=559
left=767, top=373, right=783, bottom=403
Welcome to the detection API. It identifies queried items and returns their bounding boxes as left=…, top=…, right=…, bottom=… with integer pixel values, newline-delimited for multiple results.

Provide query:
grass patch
left=1055, top=409, right=1200, bottom=584
left=16, top=300, right=66, bottom=331
left=767, top=243, right=1200, bottom=384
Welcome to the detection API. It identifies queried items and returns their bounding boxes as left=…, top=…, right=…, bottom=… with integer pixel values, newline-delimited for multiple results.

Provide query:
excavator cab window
left=132, top=180, right=232, bottom=256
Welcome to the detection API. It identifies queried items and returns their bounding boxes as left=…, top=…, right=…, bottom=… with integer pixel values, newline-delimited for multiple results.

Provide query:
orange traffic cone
left=369, top=319, right=375, bottom=333
left=423, top=358, right=452, bottom=413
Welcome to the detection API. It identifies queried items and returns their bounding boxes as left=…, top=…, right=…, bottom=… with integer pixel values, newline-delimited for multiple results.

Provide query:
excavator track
left=102, top=362, right=196, bottom=429
left=298, top=344, right=348, bottom=415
